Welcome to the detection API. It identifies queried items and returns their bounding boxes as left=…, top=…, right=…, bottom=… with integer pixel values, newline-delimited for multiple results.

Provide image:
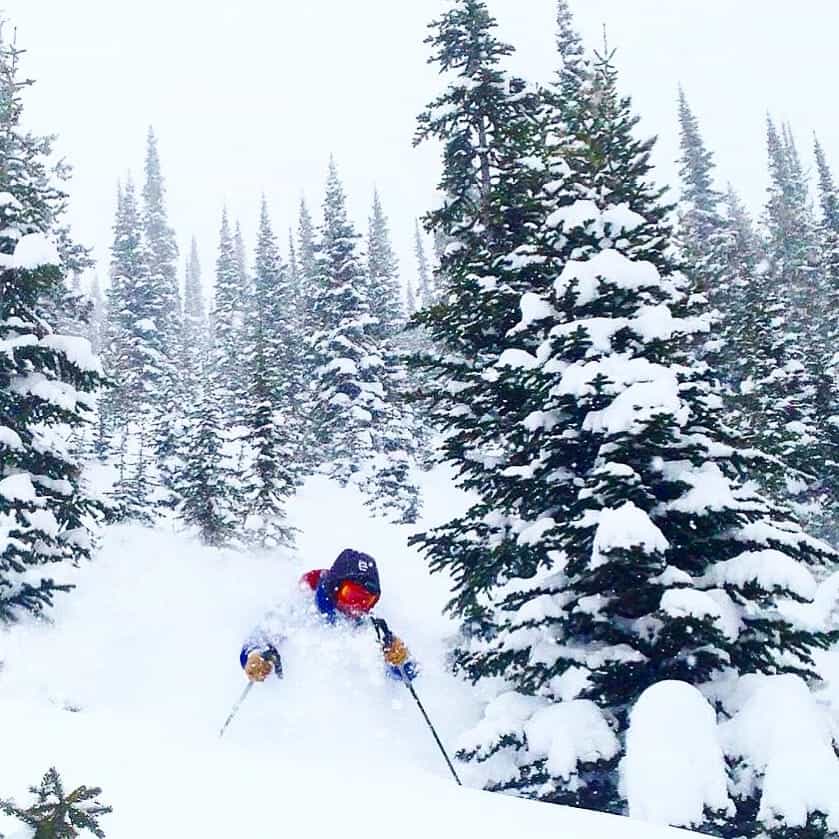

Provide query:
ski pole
left=370, top=617, right=462, bottom=785
left=219, top=648, right=282, bottom=738
left=400, top=671, right=462, bottom=786
left=219, top=681, right=253, bottom=738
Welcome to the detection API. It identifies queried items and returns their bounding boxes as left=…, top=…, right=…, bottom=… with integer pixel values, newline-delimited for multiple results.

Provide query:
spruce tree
left=675, top=88, right=727, bottom=299
left=306, top=159, right=386, bottom=484
left=405, top=278, right=417, bottom=315
left=0, top=28, right=106, bottom=621
left=414, top=219, right=435, bottom=309
left=87, top=275, right=106, bottom=356
left=765, top=118, right=820, bottom=321
left=103, top=176, right=164, bottom=520
left=176, top=378, right=238, bottom=547
left=142, top=126, right=180, bottom=361
left=240, top=197, right=298, bottom=548
left=809, top=137, right=839, bottom=542
left=367, top=189, right=403, bottom=342
left=182, top=236, right=207, bottom=386
left=211, top=208, right=248, bottom=422
left=412, top=9, right=837, bottom=833
left=0, top=767, right=111, bottom=838
left=814, top=136, right=839, bottom=358
left=759, top=117, right=825, bottom=526
left=142, top=127, right=183, bottom=507
left=292, top=197, right=322, bottom=472
left=411, top=0, right=548, bottom=501
left=358, top=189, right=422, bottom=521
left=555, top=0, right=586, bottom=86
left=296, top=196, right=319, bottom=356
left=287, top=227, right=302, bottom=320
left=105, top=176, right=170, bottom=427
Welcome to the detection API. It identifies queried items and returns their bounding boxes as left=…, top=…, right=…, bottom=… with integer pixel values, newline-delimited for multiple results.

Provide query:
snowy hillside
left=1, top=468, right=697, bottom=839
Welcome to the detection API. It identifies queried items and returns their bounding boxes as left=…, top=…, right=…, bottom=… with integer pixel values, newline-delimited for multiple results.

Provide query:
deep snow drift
left=0, top=468, right=801, bottom=838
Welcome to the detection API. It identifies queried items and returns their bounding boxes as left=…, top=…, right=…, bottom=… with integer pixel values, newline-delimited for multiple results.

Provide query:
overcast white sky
left=5, top=0, right=839, bottom=298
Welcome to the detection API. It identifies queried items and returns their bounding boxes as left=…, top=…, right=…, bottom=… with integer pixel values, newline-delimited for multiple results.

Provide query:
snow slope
left=1, top=468, right=698, bottom=839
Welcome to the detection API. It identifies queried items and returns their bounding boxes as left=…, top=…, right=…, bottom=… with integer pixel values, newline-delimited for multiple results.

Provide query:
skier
left=240, top=548, right=419, bottom=684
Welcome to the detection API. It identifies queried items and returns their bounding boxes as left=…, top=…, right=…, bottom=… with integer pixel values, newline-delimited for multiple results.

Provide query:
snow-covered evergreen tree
left=405, top=277, right=417, bottom=315
left=814, top=135, right=839, bottom=298
left=102, top=177, right=166, bottom=520
left=287, top=226, right=302, bottom=321
left=87, top=274, right=106, bottom=356
left=142, top=126, right=180, bottom=362
left=141, top=130, right=184, bottom=511
left=358, top=189, right=422, bottom=521
left=411, top=0, right=548, bottom=503
left=211, top=208, right=248, bottom=422
left=0, top=27, right=105, bottom=620
left=306, top=159, right=385, bottom=484
left=765, top=118, right=820, bottom=323
left=759, top=117, right=826, bottom=527
left=675, top=88, right=727, bottom=302
left=809, top=137, right=839, bottom=541
left=367, top=189, right=403, bottom=342
left=111, top=430, right=155, bottom=525
left=176, top=378, right=238, bottom=547
left=105, top=176, right=170, bottom=427
left=240, top=197, right=298, bottom=548
left=182, top=236, right=207, bottom=386
left=296, top=197, right=319, bottom=357
left=414, top=219, right=435, bottom=309
left=554, top=0, right=585, bottom=84
left=413, top=8, right=837, bottom=834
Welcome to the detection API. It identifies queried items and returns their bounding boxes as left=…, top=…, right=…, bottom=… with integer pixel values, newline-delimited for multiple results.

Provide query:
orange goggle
left=335, top=580, right=380, bottom=615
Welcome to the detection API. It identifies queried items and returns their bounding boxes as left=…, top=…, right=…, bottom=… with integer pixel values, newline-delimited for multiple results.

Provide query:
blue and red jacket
left=239, top=569, right=417, bottom=681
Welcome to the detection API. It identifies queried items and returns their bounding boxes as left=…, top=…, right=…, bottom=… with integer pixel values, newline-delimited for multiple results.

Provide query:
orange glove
left=383, top=636, right=410, bottom=667
left=244, top=651, right=274, bottom=682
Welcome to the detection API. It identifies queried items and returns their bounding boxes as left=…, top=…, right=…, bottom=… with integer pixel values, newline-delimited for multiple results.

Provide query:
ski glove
left=244, top=650, right=275, bottom=682
left=383, top=636, right=410, bottom=667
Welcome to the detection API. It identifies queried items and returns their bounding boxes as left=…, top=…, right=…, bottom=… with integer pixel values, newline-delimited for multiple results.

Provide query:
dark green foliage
left=410, top=2, right=837, bottom=829
left=367, top=189, right=403, bottom=342
left=0, top=767, right=111, bottom=838
left=306, top=159, right=384, bottom=483
left=176, top=379, right=239, bottom=547
left=105, top=175, right=172, bottom=428
left=181, top=237, right=207, bottom=386
left=240, top=198, right=298, bottom=548
left=211, top=208, right=249, bottom=423
left=0, top=26, right=106, bottom=621
left=141, top=127, right=180, bottom=370
left=413, top=219, right=435, bottom=310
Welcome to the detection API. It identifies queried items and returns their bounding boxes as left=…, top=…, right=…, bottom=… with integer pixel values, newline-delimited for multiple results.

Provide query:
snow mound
left=623, top=681, right=732, bottom=828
